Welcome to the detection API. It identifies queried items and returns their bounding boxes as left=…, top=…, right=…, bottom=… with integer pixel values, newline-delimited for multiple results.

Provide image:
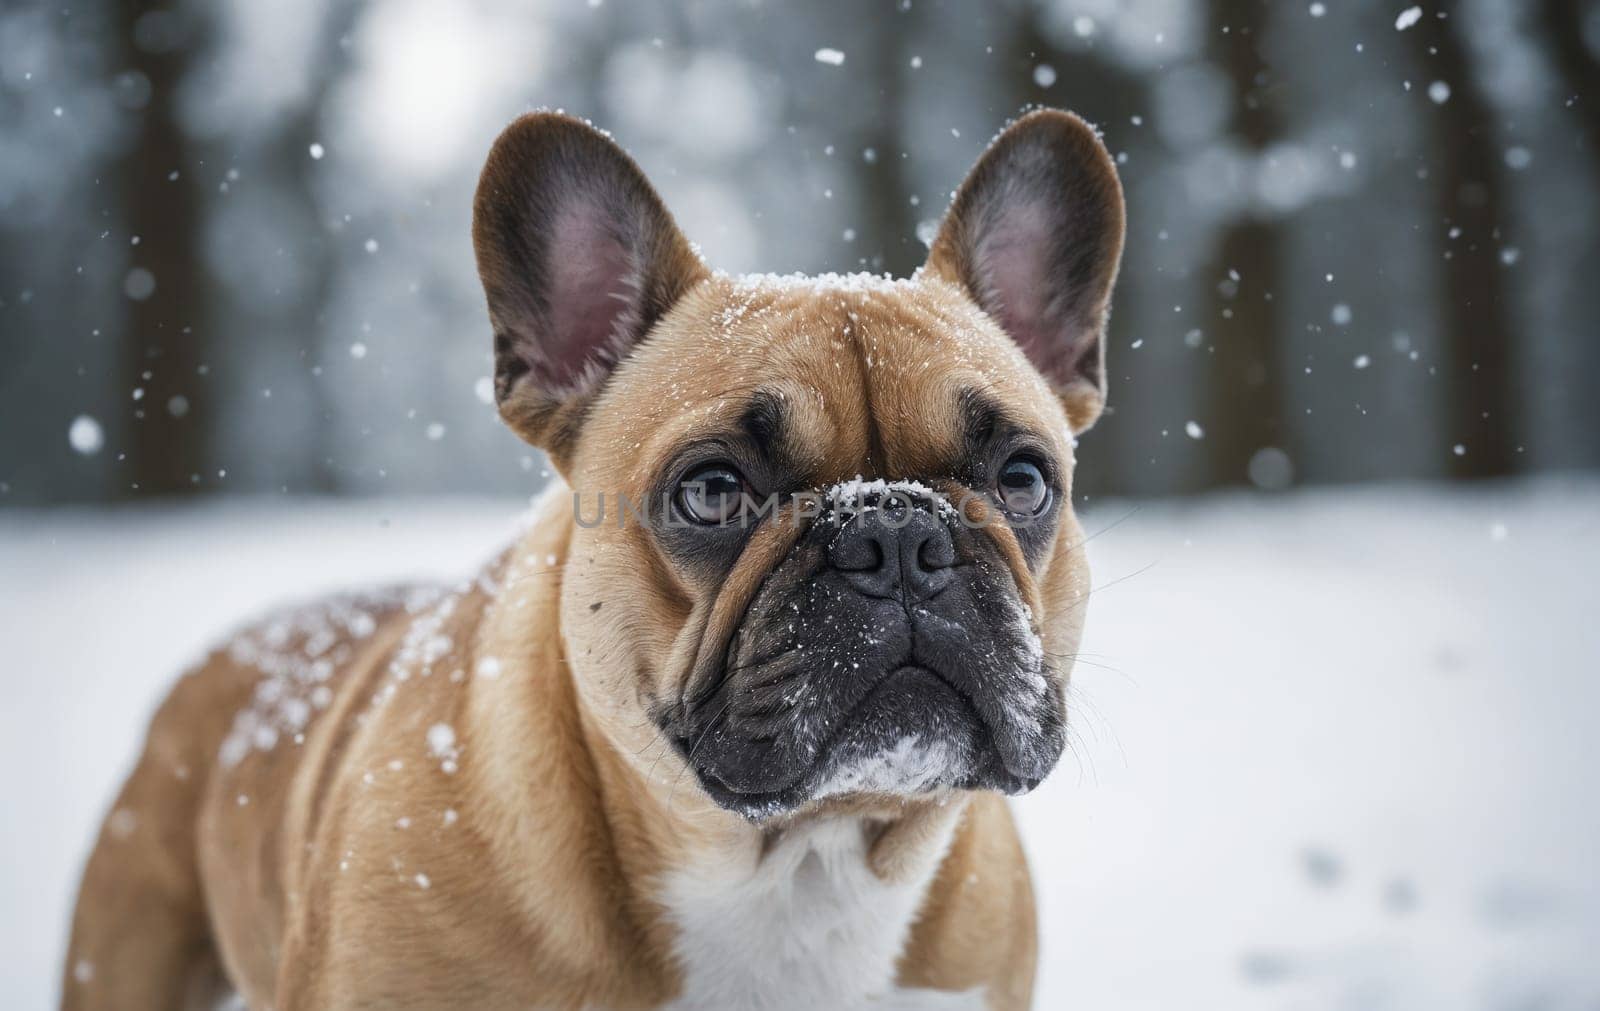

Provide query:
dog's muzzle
left=664, top=483, right=1065, bottom=820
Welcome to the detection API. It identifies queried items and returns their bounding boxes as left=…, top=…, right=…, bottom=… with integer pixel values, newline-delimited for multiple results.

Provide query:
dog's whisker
left=1062, top=504, right=1143, bottom=556
left=1072, top=724, right=1101, bottom=787
left=630, top=723, right=671, bottom=762
left=666, top=699, right=734, bottom=814
left=1060, top=559, right=1161, bottom=616
left=1043, top=651, right=1126, bottom=677
left=1062, top=681, right=1128, bottom=772
left=644, top=724, right=681, bottom=784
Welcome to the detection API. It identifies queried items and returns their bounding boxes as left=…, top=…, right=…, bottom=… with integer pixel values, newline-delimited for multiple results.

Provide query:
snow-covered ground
left=2, top=480, right=1597, bottom=1010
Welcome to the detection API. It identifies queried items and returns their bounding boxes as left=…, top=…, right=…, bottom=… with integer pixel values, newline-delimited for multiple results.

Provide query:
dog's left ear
left=473, top=112, right=709, bottom=470
left=925, top=109, right=1125, bottom=433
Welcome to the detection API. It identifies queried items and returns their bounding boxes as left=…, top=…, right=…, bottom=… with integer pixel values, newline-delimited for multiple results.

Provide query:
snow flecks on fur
left=997, top=596, right=1050, bottom=744
left=217, top=587, right=432, bottom=768
left=702, top=271, right=930, bottom=350
left=366, top=566, right=501, bottom=712
left=215, top=559, right=504, bottom=773
left=384, top=592, right=459, bottom=686
left=813, top=736, right=967, bottom=801
left=1014, top=601, right=1045, bottom=670
left=106, top=807, right=137, bottom=840
left=426, top=722, right=460, bottom=775
left=723, top=270, right=916, bottom=297
left=823, top=476, right=960, bottom=523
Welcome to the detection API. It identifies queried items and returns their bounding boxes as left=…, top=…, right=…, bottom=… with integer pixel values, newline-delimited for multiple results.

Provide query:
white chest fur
left=657, top=817, right=983, bottom=1011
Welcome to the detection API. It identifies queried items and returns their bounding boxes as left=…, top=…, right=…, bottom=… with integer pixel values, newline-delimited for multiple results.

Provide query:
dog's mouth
left=672, top=654, right=1059, bottom=821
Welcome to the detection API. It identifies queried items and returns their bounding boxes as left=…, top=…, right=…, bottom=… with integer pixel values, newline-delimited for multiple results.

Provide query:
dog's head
left=473, top=110, right=1123, bottom=820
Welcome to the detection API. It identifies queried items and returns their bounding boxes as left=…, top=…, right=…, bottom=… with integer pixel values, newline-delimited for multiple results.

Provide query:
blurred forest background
left=3, top=0, right=1599, bottom=505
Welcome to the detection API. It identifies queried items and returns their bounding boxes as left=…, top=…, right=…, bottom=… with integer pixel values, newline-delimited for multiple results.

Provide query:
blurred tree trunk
left=1538, top=0, right=1600, bottom=468
left=859, top=3, right=919, bottom=278
left=1409, top=7, right=1519, bottom=478
left=114, top=0, right=211, bottom=497
left=1202, top=0, right=1286, bottom=489
left=256, top=0, right=364, bottom=493
left=1540, top=0, right=1600, bottom=167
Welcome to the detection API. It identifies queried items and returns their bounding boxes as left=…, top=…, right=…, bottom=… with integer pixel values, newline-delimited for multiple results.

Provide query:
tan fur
left=64, top=111, right=1119, bottom=1010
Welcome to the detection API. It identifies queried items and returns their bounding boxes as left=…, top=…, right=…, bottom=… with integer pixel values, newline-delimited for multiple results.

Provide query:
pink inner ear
left=542, top=204, right=638, bottom=389
left=976, top=205, right=1073, bottom=382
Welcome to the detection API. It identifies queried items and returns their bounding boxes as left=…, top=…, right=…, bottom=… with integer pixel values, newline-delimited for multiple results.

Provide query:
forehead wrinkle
left=854, top=315, right=1070, bottom=482
left=745, top=292, right=876, bottom=484
left=649, top=287, right=871, bottom=485
left=763, top=378, right=836, bottom=483
left=737, top=387, right=784, bottom=460
left=958, top=385, right=1057, bottom=454
left=591, top=377, right=763, bottom=494
left=848, top=305, right=979, bottom=479
left=596, top=274, right=1067, bottom=490
left=841, top=299, right=891, bottom=480
left=733, top=383, right=835, bottom=481
left=816, top=288, right=970, bottom=479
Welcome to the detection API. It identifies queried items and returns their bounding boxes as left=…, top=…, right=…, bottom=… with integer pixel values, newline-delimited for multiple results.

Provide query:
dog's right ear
left=924, top=109, right=1124, bottom=434
left=472, top=113, right=708, bottom=469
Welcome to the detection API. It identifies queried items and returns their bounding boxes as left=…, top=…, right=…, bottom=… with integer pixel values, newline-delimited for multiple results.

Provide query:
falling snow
left=67, top=416, right=103, bottom=456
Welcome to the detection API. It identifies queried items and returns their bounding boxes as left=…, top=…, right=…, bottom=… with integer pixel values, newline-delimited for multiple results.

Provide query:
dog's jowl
left=63, top=108, right=1124, bottom=1010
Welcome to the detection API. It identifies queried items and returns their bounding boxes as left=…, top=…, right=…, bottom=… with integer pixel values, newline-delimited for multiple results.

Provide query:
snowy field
left=2, top=480, right=1597, bottom=1010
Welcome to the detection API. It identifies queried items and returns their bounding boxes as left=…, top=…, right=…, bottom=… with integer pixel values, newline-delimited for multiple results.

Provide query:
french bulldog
left=63, top=106, right=1124, bottom=1010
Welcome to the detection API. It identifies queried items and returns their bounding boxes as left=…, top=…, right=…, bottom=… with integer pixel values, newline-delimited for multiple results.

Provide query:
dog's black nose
left=828, top=505, right=955, bottom=599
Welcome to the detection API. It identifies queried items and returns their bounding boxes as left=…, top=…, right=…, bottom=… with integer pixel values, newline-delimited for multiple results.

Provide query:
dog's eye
left=678, top=465, right=749, bottom=525
left=997, top=456, right=1050, bottom=516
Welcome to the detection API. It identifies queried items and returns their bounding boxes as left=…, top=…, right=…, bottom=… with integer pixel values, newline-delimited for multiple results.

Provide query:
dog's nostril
left=829, top=532, right=885, bottom=573
left=915, top=530, right=955, bottom=573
